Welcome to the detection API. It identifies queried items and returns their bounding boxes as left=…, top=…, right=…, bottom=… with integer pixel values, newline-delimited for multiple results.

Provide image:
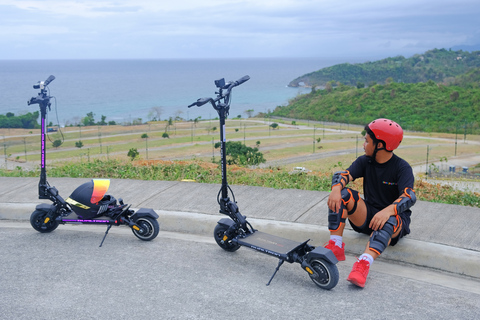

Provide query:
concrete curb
left=4, top=203, right=479, bottom=280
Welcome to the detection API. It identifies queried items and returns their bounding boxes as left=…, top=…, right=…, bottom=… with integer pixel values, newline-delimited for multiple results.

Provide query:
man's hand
left=369, top=208, right=393, bottom=231
left=327, top=186, right=343, bottom=213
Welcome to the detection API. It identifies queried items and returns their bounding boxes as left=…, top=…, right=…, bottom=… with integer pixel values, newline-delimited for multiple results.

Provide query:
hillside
left=289, top=48, right=480, bottom=88
left=272, top=75, right=480, bottom=134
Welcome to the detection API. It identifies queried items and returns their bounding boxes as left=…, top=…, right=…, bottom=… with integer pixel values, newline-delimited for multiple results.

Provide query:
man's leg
left=347, top=215, right=403, bottom=288
left=326, top=188, right=366, bottom=260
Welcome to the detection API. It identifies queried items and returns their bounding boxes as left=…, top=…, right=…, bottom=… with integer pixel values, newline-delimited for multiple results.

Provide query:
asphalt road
left=1, top=221, right=479, bottom=320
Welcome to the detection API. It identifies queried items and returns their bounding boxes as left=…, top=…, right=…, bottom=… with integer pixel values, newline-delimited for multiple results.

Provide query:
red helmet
left=367, top=118, right=403, bottom=151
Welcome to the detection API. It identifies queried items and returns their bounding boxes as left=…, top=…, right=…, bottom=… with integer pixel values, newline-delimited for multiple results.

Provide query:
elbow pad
left=331, top=170, right=349, bottom=190
left=393, top=187, right=416, bottom=215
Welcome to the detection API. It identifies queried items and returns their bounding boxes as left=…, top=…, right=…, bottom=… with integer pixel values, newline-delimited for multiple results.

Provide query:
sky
left=0, top=0, right=479, bottom=60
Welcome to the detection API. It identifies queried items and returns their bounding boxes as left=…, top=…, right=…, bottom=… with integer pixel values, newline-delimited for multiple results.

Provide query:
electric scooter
left=188, top=76, right=339, bottom=289
left=27, top=75, right=160, bottom=246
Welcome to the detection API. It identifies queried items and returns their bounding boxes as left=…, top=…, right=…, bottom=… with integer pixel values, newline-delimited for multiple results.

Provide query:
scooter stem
left=38, top=93, right=50, bottom=199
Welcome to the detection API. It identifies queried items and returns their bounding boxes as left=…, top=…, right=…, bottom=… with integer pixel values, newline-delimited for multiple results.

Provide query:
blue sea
left=0, top=58, right=350, bottom=126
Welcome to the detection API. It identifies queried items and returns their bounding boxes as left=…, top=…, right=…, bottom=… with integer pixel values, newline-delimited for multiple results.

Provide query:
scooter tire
left=30, top=209, right=59, bottom=233
left=213, top=224, right=240, bottom=252
left=131, top=217, right=159, bottom=241
left=308, top=258, right=339, bottom=290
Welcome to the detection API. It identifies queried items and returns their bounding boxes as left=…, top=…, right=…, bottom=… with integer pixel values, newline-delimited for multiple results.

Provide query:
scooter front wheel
left=213, top=224, right=240, bottom=252
left=308, top=258, right=339, bottom=290
left=30, top=210, right=59, bottom=233
left=132, top=217, right=159, bottom=241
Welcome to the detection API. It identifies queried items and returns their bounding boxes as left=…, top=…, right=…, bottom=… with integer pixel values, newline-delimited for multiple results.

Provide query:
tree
left=174, top=110, right=183, bottom=121
left=82, top=112, right=96, bottom=126
left=214, top=141, right=265, bottom=166
left=148, top=106, right=163, bottom=121
left=98, top=115, right=107, bottom=125
left=75, top=141, right=84, bottom=148
left=450, top=91, right=460, bottom=101
left=245, top=109, right=254, bottom=118
left=193, top=117, right=201, bottom=127
left=52, top=140, right=62, bottom=148
left=0, top=111, right=39, bottom=129
left=127, top=148, right=139, bottom=161
left=269, top=123, right=279, bottom=130
left=162, top=132, right=169, bottom=138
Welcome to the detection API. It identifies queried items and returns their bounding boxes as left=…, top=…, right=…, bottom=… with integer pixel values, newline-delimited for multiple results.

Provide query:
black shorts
left=348, top=203, right=405, bottom=246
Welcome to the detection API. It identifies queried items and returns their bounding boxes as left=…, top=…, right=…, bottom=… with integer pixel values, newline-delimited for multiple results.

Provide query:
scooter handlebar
left=188, top=75, right=250, bottom=108
left=188, top=97, right=213, bottom=108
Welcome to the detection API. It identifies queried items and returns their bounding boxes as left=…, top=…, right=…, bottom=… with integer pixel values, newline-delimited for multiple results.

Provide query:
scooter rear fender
left=306, top=246, right=339, bottom=265
left=131, top=208, right=159, bottom=220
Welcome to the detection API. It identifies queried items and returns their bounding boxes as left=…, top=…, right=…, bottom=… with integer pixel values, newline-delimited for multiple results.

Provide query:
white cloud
left=0, top=0, right=478, bottom=59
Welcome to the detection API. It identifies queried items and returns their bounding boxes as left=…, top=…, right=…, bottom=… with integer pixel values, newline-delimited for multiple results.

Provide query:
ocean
left=0, top=58, right=348, bottom=126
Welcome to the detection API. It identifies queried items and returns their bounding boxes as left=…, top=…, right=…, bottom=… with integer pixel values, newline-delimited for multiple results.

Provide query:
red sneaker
left=347, top=258, right=370, bottom=288
left=324, top=240, right=345, bottom=261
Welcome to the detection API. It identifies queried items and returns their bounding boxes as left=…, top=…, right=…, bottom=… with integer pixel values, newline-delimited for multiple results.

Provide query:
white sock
left=330, top=235, right=343, bottom=248
left=359, top=253, right=374, bottom=265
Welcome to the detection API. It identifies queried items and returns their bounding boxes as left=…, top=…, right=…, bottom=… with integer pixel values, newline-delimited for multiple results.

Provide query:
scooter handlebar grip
left=234, top=75, right=250, bottom=86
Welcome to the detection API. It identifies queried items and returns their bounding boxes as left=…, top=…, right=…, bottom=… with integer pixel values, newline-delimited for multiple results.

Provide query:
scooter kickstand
left=99, top=224, right=113, bottom=247
left=266, top=259, right=285, bottom=286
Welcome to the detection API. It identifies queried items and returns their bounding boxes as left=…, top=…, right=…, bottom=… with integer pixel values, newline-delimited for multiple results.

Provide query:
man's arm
left=369, top=188, right=416, bottom=231
left=327, top=171, right=353, bottom=213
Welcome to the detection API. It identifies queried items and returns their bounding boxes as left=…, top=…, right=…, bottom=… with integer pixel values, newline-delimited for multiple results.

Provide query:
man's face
left=363, top=134, right=375, bottom=157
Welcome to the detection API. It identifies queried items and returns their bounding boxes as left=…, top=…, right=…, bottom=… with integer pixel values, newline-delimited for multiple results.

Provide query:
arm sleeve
left=396, top=160, right=415, bottom=194
left=347, top=156, right=367, bottom=181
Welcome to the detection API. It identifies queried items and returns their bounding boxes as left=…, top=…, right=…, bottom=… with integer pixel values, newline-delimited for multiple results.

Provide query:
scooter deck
left=236, top=231, right=304, bottom=256
left=58, top=212, right=115, bottom=223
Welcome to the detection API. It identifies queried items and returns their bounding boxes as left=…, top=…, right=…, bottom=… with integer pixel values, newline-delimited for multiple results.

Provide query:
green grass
left=2, top=159, right=479, bottom=208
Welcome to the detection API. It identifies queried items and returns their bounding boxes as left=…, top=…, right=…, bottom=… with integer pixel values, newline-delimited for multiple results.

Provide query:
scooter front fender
left=217, top=217, right=235, bottom=228
left=131, top=208, right=159, bottom=220
left=35, top=203, right=56, bottom=212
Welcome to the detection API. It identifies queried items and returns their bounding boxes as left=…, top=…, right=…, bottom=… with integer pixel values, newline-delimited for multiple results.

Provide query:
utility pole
left=23, top=138, right=27, bottom=162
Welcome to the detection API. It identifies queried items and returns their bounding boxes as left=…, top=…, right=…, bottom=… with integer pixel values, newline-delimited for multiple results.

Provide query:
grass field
left=1, top=117, right=479, bottom=173
left=1, top=117, right=479, bottom=207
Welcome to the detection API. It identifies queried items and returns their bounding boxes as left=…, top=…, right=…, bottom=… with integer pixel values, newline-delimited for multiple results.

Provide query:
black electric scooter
left=27, top=75, right=160, bottom=246
left=188, top=76, right=339, bottom=289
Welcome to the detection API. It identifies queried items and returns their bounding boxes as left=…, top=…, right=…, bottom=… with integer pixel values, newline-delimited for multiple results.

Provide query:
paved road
left=1, top=221, right=479, bottom=320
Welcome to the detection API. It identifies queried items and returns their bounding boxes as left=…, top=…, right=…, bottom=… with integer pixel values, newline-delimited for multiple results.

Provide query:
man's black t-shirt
left=347, top=154, right=415, bottom=235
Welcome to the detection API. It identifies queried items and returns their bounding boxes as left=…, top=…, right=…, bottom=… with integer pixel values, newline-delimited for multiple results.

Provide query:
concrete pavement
left=1, top=177, right=479, bottom=279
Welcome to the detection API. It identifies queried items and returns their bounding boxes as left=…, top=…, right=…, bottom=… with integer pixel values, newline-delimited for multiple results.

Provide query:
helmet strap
left=372, top=141, right=386, bottom=163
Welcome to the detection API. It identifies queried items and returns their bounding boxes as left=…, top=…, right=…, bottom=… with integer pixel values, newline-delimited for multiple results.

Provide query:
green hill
left=289, top=48, right=480, bottom=88
left=272, top=75, right=480, bottom=134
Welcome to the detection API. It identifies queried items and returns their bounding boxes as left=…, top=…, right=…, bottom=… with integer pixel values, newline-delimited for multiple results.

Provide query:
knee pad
left=328, top=188, right=360, bottom=231
left=343, top=188, right=360, bottom=215
left=393, top=187, right=416, bottom=215
left=368, top=216, right=399, bottom=255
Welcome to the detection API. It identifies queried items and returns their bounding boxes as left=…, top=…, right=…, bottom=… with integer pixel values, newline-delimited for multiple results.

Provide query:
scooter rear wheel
left=30, top=209, right=59, bottom=233
left=131, top=217, right=159, bottom=241
left=213, top=224, right=240, bottom=252
left=308, top=258, right=339, bottom=290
